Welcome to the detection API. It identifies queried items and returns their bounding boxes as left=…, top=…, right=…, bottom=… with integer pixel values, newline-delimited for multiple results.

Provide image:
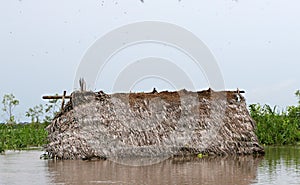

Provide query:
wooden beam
left=42, top=95, right=71, bottom=99
left=233, top=90, right=245, bottom=93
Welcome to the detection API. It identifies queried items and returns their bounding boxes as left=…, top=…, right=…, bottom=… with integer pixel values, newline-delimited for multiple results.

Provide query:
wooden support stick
left=42, top=95, right=71, bottom=99
left=233, top=90, right=245, bottom=93
left=61, top=91, right=66, bottom=110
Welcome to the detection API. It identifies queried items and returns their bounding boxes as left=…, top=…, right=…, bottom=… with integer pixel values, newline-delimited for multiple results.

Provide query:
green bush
left=0, top=122, right=49, bottom=151
left=250, top=104, right=300, bottom=145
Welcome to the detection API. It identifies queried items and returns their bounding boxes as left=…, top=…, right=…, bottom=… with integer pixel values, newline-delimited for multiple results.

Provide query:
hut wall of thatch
left=45, top=89, right=264, bottom=160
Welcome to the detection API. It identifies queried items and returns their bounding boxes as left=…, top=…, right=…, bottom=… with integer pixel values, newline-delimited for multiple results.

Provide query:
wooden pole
left=234, top=90, right=245, bottom=93
left=42, top=95, right=71, bottom=99
left=61, top=91, right=66, bottom=110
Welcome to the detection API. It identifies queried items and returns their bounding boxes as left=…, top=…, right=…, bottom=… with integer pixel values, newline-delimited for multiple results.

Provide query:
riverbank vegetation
left=249, top=90, right=300, bottom=145
left=0, top=93, right=60, bottom=153
left=0, top=123, right=49, bottom=152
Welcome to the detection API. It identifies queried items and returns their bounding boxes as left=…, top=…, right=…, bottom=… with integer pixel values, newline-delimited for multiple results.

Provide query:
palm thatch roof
left=45, top=89, right=264, bottom=160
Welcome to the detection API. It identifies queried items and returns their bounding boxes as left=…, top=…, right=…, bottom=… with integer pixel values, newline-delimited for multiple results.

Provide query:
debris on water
left=197, top=153, right=202, bottom=158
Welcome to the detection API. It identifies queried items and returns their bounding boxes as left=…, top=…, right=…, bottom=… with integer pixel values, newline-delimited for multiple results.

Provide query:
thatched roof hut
left=45, top=89, right=264, bottom=160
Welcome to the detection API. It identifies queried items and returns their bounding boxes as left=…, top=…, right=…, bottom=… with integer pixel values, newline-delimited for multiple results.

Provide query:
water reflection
left=263, top=146, right=300, bottom=170
left=1, top=147, right=299, bottom=185
left=48, top=156, right=262, bottom=185
left=253, top=146, right=300, bottom=185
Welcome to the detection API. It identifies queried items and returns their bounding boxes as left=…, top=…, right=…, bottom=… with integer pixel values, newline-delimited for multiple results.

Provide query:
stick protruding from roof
left=79, top=78, right=86, bottom=92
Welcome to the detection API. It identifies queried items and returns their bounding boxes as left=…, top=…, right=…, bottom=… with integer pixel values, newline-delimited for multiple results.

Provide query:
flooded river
left=0, top=146, right=299, bottom=185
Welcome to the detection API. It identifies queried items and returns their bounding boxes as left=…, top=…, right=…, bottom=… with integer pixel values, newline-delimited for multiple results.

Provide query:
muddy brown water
left=0, top=146, right=299, bottom=185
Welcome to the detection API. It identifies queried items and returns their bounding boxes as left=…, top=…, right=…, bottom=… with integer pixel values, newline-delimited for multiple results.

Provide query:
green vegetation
left=2, top=93, right=19, bottom=124
left=250, top=90, right=300, bottom=145
left=0, top=123, right=49, bottom=152
left=25, top=97, right=60, bottom=124
left=26, top=104, right=45, bottom=123
left=0, top=93, right=60, bottom=153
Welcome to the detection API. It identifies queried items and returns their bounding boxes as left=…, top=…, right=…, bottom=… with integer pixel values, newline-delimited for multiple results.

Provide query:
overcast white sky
left=0, top=0, right=299, bottom=122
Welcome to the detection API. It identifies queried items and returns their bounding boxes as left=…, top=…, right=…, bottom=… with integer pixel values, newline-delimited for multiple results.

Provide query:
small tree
left=44, top=97, right=61, bottom=123
left=2, top=93, right=19, bottom=123
left=26, top=104, right=44, bottom=123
